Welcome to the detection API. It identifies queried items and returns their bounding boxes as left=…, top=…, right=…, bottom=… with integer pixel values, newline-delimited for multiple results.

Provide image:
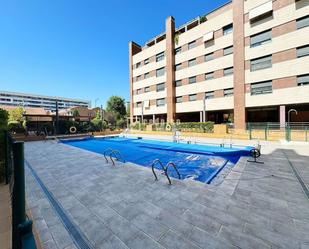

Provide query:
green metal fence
left=4, top=131, right=36, bottom=249
left=247, top=122, right=309, bottom=142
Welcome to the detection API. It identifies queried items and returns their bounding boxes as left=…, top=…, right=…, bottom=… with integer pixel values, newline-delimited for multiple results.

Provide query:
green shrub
left=149, top=122, right=214, bottom=133
left=8, top=121, right=25, bottom=133
left=175, top=122, right=214, bottom=133
left=130, top=122, right=146, bottom=130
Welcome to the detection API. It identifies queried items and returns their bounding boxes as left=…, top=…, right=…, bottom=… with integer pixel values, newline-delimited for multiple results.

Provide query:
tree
left=8, top=107, right=24, bottom=122
left=0, top=109, right=8, bottom=130
left=106, top=96, right=126, bottom=119
left=126, top=102, right=130, bottom=117
left=72, top=109, right=80, bottom=118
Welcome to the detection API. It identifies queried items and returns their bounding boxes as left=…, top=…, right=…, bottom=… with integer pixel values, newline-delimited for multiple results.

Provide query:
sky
left=0, top=0, right=228, bottom=107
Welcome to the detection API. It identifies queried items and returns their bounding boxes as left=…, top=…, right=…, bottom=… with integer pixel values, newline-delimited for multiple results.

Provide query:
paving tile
left=98, top=234, right=129, bottom=249
left=105, top=213, right=140, bottom=243
left=158, top=230, right=200, bottom=249
left=189, top=226, right=236, bottom=249
left=126, top=232, right=165, bottom=249
left=182, top=210, right=222, bottom=235
left=130, top=213, right=169, bottom=240
left=49, top=224, right=74, bottom=249
left=243, top=222, right=300, bottom=248
left=218, top=225, right=271, bottom=249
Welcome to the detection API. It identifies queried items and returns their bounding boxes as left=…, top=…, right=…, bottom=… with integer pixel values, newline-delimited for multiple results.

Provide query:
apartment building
left=0, top=91, right=90, bottom=111
left=129, top=0, right=309, bottom=130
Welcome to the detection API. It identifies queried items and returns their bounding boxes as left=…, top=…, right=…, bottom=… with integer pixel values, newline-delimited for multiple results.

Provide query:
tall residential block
left=129, top=0, right=309, bottom=129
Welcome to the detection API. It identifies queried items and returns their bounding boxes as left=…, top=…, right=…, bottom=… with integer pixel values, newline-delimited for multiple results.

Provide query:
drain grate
left=25, top=161, right=93, bottom=249
left=282, top=152, right=309, bottom=200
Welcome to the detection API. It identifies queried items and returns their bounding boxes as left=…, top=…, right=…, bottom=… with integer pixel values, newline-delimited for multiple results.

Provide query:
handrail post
left=12, top=141, right=26, bottom=249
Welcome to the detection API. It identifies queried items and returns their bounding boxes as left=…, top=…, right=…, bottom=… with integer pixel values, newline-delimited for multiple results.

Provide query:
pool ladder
left=151, top=159, right=181, bottom=185
left=103, top=148, right=125, bottom=166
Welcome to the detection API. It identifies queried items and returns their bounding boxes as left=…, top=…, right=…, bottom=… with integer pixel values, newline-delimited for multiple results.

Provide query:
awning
left=249, top=1, right=273, bottom=20
left=203, top=31, right=214, bottom=42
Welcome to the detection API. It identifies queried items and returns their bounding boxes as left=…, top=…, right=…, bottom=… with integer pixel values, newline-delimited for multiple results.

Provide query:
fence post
left=12, top=141, right=26, bottom=249
left=286, top=126, right=291, bottom=142
left=4, top=130, right=9, bottom=184
left=265, top=123, right=268, bottom=141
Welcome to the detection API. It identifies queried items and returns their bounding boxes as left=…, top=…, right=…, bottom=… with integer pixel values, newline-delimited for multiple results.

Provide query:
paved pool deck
left=24, top=138, right=309, bottom=249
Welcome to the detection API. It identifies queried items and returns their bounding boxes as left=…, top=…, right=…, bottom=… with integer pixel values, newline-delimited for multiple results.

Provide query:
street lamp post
left=94, top=98, right=99, bottom=108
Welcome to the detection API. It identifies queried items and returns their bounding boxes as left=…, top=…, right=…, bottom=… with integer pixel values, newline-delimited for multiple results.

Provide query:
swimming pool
left=62, top=137, right=253, bottom=184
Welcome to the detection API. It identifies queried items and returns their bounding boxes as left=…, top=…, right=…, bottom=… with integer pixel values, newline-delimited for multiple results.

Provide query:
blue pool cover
left=62, top=137, right=253, bottom=184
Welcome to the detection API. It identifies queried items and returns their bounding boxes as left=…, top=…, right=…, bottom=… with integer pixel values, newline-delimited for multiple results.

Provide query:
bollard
left=12, top=141, right=26, bottom=249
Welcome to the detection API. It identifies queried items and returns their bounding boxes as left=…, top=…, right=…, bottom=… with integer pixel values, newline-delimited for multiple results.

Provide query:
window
left=156, top=98, right=165, bottom=106
left=137, top=89, right=142, bottom=94
left=176, top=96, right=182, bottom=103
left=175, top=80, right=182, bottom=87
left=224, top=88, right=234, bottom=97
left=188, top=40, right=196, bottom=50
left=297, top=15, right=309, bottom=29
left=250, top=30, right=271, bottom=47
left=205, top=40, right=214, bottom=48
left=189, top=94, right=197, bottom=101
left=224, top=67, right=233, bottom=76
left=224, top=46, right=233, bottom=55
left=251, top=81, right=272, bottom=95
left=156, top=83, right=165, bottom=92
left=136, top=62, right=141, bottom=68
left=156, top=67, right=165, bottom=77
left=144, top=58, right=149, bottom=65
left=205, top=91, right=214, bottom=99
left=189, top=76, right=196, bottom=84
left=136, top=75, right=141, bottom=81
left=297, top=45, right=309, bottom=58
left=297, top=74, right=309, bottom=86
left=175, top=63, right=182, bottom=71
left=136, top=102, right=142, bottom=107
left=144, top=86, right=150, bottom=92
left=250, top=55, right=272, bottom=71
left=188, top=58, right=197, bottom=67
left=205, top=72, right=214, bottom=80
left=223, top=24, right=233, bottom=35
left=175, top=47, right=182, bottom=55
left=144, top=72, right=150, bottom=79
left=205, top=53, right=214, bottom=62
left=156, top=52, right=165, bottom=62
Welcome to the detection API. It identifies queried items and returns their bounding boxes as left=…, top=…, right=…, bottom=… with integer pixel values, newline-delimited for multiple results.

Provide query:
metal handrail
left=103, top=148, right=113, bottom=163
left=151, top=159, right=181, bottom=185
left=165, top=162, right=181, bottom=180
left=151, top=159, right=172, bottom=184
left=109, top=150, right=125, bottom=166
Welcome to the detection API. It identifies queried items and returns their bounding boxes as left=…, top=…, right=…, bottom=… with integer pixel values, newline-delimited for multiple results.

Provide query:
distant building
left=0, top=91, right=91, bottom=111
left=129, top=0, right=309, bottom=129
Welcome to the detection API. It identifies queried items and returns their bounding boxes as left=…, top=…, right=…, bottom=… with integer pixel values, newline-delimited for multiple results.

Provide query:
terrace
left=23, top=136, right=309, bottom=249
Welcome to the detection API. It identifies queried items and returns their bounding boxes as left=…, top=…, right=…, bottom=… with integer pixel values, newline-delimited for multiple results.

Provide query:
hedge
left=130, top=122, right=214, bottom=133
